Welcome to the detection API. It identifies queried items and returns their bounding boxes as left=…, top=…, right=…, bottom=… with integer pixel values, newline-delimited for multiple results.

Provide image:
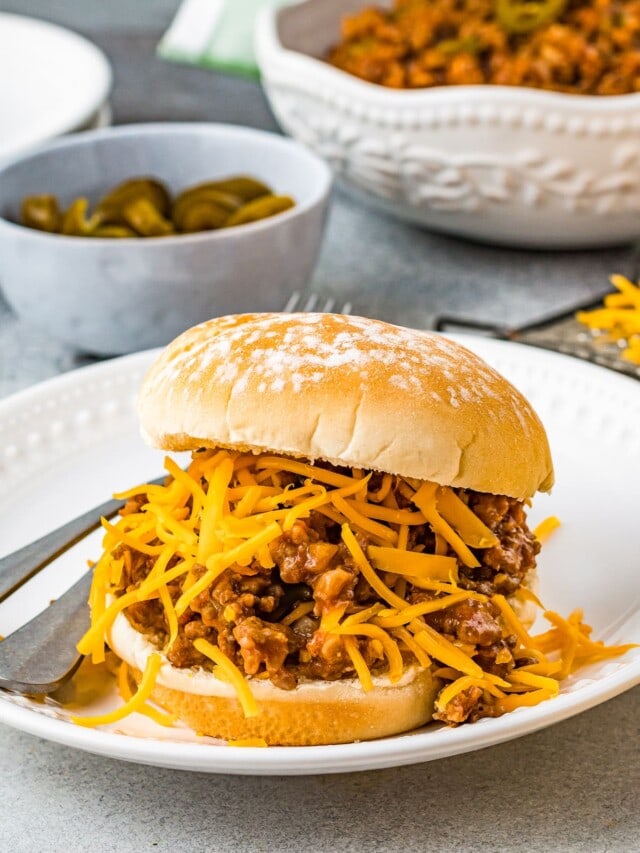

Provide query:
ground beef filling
left=327, top=0, right=640, bottom=96
left=115, top=474, right=539, bottom=722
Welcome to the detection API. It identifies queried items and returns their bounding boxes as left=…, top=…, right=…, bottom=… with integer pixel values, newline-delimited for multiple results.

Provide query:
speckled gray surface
left=0, top=2, right=639, bottom=849
left=1, top=689, right=639, bottom=853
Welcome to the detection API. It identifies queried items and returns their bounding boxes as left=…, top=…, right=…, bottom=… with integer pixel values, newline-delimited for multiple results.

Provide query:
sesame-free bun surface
left=109, top=612, right=438, bottom=745
left=138, top=313, right=553, bottom=499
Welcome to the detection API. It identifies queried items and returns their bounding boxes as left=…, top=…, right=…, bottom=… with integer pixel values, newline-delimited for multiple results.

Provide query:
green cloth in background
left=159, top=0, right=294, bottom=78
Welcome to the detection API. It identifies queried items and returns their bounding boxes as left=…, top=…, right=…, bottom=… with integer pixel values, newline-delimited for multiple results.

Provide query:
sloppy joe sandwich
left=75, top=313, right=630, bottom=744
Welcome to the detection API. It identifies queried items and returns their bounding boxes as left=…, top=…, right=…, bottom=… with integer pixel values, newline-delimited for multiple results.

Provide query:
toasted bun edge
left=109, top=612, right=438, bottom=746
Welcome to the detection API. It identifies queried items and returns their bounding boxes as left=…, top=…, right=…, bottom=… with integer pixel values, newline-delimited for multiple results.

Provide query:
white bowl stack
left=0, top=13, right=112, bottom=166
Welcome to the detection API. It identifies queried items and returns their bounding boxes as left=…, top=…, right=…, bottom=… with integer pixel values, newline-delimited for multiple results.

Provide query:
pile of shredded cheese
left=576, top=275, right=640, bottom=366
left=73, top=449, right=635, bottom=731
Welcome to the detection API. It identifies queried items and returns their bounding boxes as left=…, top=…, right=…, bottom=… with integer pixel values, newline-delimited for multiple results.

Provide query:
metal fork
left=284, top=290, right=639, bottom=380
left=434, top=301, right=640, bottom=382
left=0, top=480, right=163, bottom=694
left=283, top=291, right=353, bottom=315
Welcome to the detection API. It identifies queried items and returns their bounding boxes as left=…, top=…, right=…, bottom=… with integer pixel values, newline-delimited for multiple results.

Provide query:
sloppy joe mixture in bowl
left=256, top=0, right=640, bottom=248
left=327, top=0, right=640, bottom=95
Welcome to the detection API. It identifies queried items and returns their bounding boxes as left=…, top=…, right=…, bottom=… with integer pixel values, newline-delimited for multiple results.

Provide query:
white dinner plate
left=0, top=338, right=638, bottom=775
left=0, top=13, right=112, bottom=164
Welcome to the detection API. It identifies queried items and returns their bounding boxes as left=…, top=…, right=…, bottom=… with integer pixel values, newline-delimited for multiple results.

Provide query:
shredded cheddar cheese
left=506, top=670, right=560, bottom=694
left=343, top=637, right=374, bottom=692
left=516, top=585, right=545, bottom=610
left=71, top=653, right=164, bottom=728
left=368, top=545, right=458, bottom=582
left=281, top=601, right=314, bottom=627
left=493, top=594, right=536, bottom=649
left=410, top=483, right=480, bottom=568
left=320, top=603, right=348, bottom=632
left=332, top=621, right=404, bottom=682
left=177, top=522, right=282, bottom=616
left=496, top=688, right=555, bottom=713
left=75, top=448, right=635, bottom=735
left=533, top=516, right=561, bottom=544
left=534, top=610, right=636, bottom=676
left=576, top=275, right=640, bottom=366
left=373, top=592, right=475, bottom=628
left=117, top=660, right=177, bottom=727
left=435, top=488, right=499, bottom=549
left=77, top=559, right=193, bottom=658
left=435, top=675, right=505, bottom=712
left=341, top=524, right=406, bottom=609
left=392, top=627, right=431, bottom=668
left=158, top=584, right=179, bottom=649
left=194, top=638, right=259, bottom=718
left=333, top=494, right=398, bottom=544
left=408, top=621, right=484, bottom=678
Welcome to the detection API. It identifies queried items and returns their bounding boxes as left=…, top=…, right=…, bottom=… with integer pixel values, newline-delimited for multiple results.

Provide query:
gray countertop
left=0, top=2, right=638, bottom=850
left=1, top=693, right=639, bottom=853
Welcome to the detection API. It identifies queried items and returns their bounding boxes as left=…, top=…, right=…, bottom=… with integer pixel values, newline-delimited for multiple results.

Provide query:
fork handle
left=0, top=570, right=93, bottom=693
left=0, top=496, right=123, bottom=604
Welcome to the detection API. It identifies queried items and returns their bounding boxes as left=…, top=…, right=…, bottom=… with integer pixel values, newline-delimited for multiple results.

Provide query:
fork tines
left=283, top=291, right=353, bottom=316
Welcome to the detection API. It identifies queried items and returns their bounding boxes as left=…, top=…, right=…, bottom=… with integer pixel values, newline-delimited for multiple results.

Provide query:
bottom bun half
left=108, top=612, right=440, bottom=746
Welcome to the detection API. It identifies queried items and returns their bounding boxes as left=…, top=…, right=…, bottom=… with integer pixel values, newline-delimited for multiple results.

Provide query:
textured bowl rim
left=0, top=122, right=333, bottom=246
left=256, top=0, right=640, bottom=113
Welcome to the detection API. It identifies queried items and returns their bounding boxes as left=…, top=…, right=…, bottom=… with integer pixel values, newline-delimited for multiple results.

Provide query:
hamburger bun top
left=137, top=313, right=553, bottom=499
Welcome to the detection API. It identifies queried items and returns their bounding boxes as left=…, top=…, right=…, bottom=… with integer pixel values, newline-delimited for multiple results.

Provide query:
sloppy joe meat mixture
left=114, top=453, right=539, bottom=725
left=327, top=0, right=640, bottom=96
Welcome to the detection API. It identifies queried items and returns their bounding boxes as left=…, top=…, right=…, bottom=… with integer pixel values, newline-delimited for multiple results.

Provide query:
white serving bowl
left=0, top=123, right=331, bottom=355
left=256, top=0, right=640, bottom=249
left=0, top=13, right=112, bottom=164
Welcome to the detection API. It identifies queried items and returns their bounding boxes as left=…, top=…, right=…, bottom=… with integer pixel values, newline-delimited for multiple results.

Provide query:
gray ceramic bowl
left=0, top=123, right=331, bottom=354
